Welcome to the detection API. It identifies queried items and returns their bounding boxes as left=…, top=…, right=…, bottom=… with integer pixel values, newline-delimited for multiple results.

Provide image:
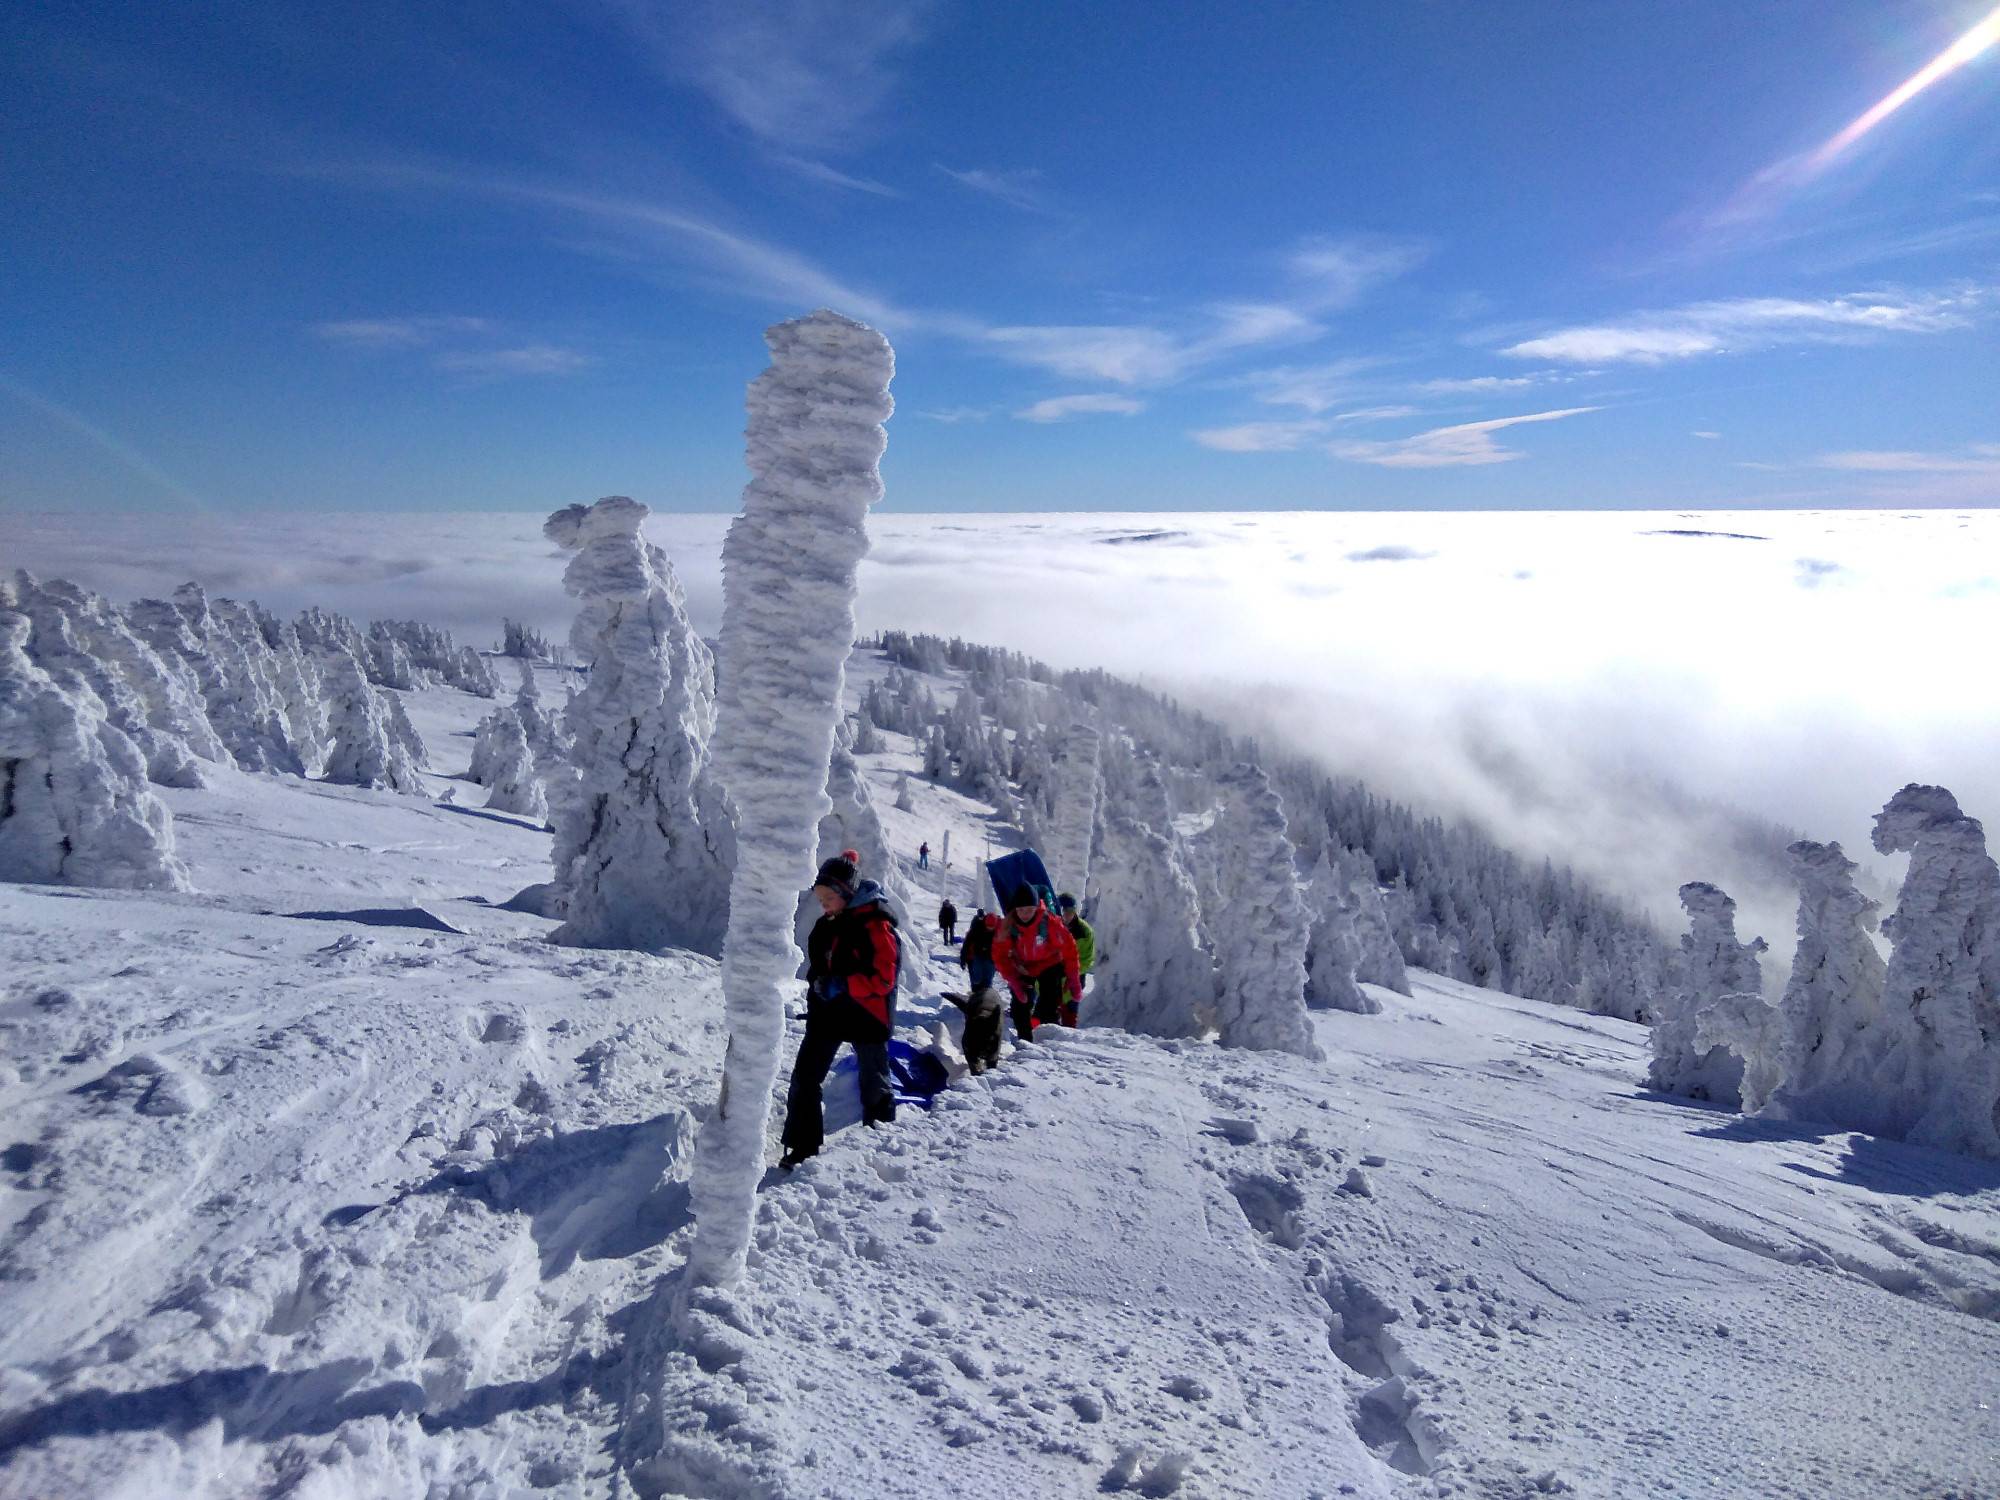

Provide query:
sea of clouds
left=7, top=506, right=1996, bottom=952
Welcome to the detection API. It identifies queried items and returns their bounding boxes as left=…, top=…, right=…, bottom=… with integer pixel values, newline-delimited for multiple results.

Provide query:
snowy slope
left=4, top=656, right=1999, bottom=1499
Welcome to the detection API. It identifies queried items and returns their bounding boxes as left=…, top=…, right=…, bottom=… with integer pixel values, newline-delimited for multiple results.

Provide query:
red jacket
left=993, top=902, right=1082, bottom=1002
left=805, top=884, right=901, bottom=1031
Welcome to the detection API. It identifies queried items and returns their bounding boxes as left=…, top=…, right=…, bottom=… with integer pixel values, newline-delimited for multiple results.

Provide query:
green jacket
left=1066, top=915, right=1097, bottom=974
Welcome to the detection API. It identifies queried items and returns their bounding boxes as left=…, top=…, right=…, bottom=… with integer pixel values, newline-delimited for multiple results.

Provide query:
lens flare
left=1804, top=4, right=2000, bottom=173
left=1714, top=4, right=2000, bottom=227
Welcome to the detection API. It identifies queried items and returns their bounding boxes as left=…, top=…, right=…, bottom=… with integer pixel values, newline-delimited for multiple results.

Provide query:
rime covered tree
left=1648, top=882, right=1767, bottom=1108
left=546, top=495, right=734, bottom=955
left=685, top=309, right=894, bottom=1291
left=0, top=612, right=191, bottom=891
left=319, top=647, right=426, bottom=793
left=1048, top=720, right=1102, bottom=897
left=1086, top=758, right=1212, bottom=1038
left=1304, top=848, right=1375, bottom=1013
left=1864, top=786, right=2000, bottom=1158
left=1207, top=763, right=1323, bottom=1059
left=1764, top=840, right=1888, bottom=1131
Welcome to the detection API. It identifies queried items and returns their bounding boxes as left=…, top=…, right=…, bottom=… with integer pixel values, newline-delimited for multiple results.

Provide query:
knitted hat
left=1009, top=885, right=1038, bottom=910
left=839, top=848, right=860, bottom=865
left=1056, top=892, right=1078, bottom=911
left=814, top=856, right=858, bottom=899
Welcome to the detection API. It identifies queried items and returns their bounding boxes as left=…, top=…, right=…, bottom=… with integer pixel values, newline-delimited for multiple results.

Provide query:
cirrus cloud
left=1330, top=406, right=1599, bottom=468
left=1502, top=289, right=1979, bottom=365
left=1014, top=393, right=1146, bottom=423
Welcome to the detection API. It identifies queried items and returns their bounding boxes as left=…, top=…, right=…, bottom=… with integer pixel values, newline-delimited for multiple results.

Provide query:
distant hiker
left=959, top=907, right=1000, bottom=991
left=1056, top=892, right=1095, bottom=1029
left=779, top=856, right=902, bottom=1170
left=918, top=840, right=930, bottom=870
left=994, top=885, right=1082, bottom=1042
left=939, top=898, right=959, bottom=945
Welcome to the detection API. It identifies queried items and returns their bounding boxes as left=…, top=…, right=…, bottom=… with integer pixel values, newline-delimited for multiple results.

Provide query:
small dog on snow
left=942, top=986, right=1003, bottom=1075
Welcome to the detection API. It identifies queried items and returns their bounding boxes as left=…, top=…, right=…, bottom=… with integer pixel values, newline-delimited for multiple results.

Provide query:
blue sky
left=3, top=0, right=1997, bottom=513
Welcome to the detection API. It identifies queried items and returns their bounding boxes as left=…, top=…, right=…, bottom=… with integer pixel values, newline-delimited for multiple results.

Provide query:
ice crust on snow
left=546, top=495, right=735, bottom=956
left=0, top=611, right=190, bottom=891
left=1650, top=881, right=1767, bottom=1108
left=1206, top=762, right=1324, bottom=1059
left=683, top=309, right=894, bottom=1292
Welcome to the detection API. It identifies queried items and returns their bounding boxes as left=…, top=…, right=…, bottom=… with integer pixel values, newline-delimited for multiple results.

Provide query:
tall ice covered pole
left=684, top=310, right=894, bottom=1288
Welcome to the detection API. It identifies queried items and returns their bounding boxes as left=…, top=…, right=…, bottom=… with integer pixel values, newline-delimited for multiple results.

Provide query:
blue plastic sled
left=825, top=1039, right=951, bottom=1133
left=987, top=847, right=1056, bottom=910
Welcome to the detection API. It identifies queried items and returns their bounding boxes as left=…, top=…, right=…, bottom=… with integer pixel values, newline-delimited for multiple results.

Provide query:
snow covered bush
left=1206, top=763, right=1323, bottom=1059
left=1086, top=757, right=1212, bottom=1038
left=129, top=585, right=305, bottom=776
left=686, top=309, right=893, bottom=1291
left=501, top=618, right=553, bottom=660
left=318, top=647, right=426, bottom=793
left=1761, top=840, right=1888, bottom=1130
left=1862, top=786, right=2000, bottom=1159
left=1648, top=882, right=1767, bottom=1108
left=0, top=611, right=191, bottom=891
left=545, top=495, right=735, bottom=955
left=1305, top=849, right=1376, bottom=1013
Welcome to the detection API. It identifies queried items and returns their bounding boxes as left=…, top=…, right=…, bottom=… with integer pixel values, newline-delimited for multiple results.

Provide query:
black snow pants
left=781, top=993, right=895, bottom=1159
left=1009, top=967, right=1067, bottom=1042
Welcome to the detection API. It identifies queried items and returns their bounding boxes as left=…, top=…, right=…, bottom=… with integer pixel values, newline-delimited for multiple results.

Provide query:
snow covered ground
left=4, top=656, right=1999, bottom=1498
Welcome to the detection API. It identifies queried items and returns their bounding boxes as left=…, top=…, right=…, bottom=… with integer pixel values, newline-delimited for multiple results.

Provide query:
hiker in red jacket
left=992, top=884, right=1081, bottom=1042
left=779, top=855, right=902, bottom=1169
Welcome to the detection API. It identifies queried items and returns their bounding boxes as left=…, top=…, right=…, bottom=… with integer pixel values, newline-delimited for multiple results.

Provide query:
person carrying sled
left=779, top=855, right=901, bottom=1170
left=1055, top=892, right=1095, bottom=1028
left=939, top=897, right=958, bottom=945
left=993, top=885, right=1081, bottom=1042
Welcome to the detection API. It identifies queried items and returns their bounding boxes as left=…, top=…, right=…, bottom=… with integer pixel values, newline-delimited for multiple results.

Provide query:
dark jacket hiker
left=780, top=857, right=901, bottom=1168
left=959, top=909, right=1000, bottom=991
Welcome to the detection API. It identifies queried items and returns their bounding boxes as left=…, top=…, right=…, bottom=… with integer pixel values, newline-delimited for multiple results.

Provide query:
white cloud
left=1014, top=393, right=1145, bottom=423
left=1813, top=444, right=2000, bottom=473
left=984, top=325, right=1186, bottom=385
left=609, top=0, right=929, bottom=152
left=1285, top=234, right=1430, bottom=310
left=1238, top=359, right=1376, bottom=414
left=936, top=165, right=1047, bottom=212
left=913, top=406, right=992, bottom=424
left=312, top=316, right=490, bottom=348
left=1692, top=430, right=1722, bottom=440
left=773, top=153, right=902, bottom=197
left=1330, top=406, right=1598, bottom=468
left=1503, top=290, right=1979, bottom=364
left=434, top=345, right=595, bottom=378
left=1419, top=374, right=1549, bottom=394
left=1190, top=419, right=1327, bottom=453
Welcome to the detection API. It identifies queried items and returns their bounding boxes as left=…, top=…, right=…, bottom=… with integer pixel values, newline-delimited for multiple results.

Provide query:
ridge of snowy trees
left=543, top=496, right=735, bottom=956
left=874, top=628, right=1669, bottom=1021
left=0, top=571, right=502, bottom=889
left=1649, top=785, right=2000, bottom=1160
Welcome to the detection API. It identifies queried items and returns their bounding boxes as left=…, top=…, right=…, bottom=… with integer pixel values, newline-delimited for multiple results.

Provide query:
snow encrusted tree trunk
left=0, top=612, right=191, bottom=891
left=685, top=309, right=894, bottom=1291
left=545, top=496, right=734, bottom=955
left=1648, top=882, right=1768, bottom=1108
left=1305, top=848, right=1377, bottom=1014
left=1048, top=720, right=1102, bottom=897
left=1086, top=758, right=1211, bottom=1037
left=1207, top=763, right=1324, bottom=1059
left=1866, top=785, right=2000, bottom=1158
left=1763, top=839, right=1888, bottom=1131
left=1338, top=846, right=1411, bottom=995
